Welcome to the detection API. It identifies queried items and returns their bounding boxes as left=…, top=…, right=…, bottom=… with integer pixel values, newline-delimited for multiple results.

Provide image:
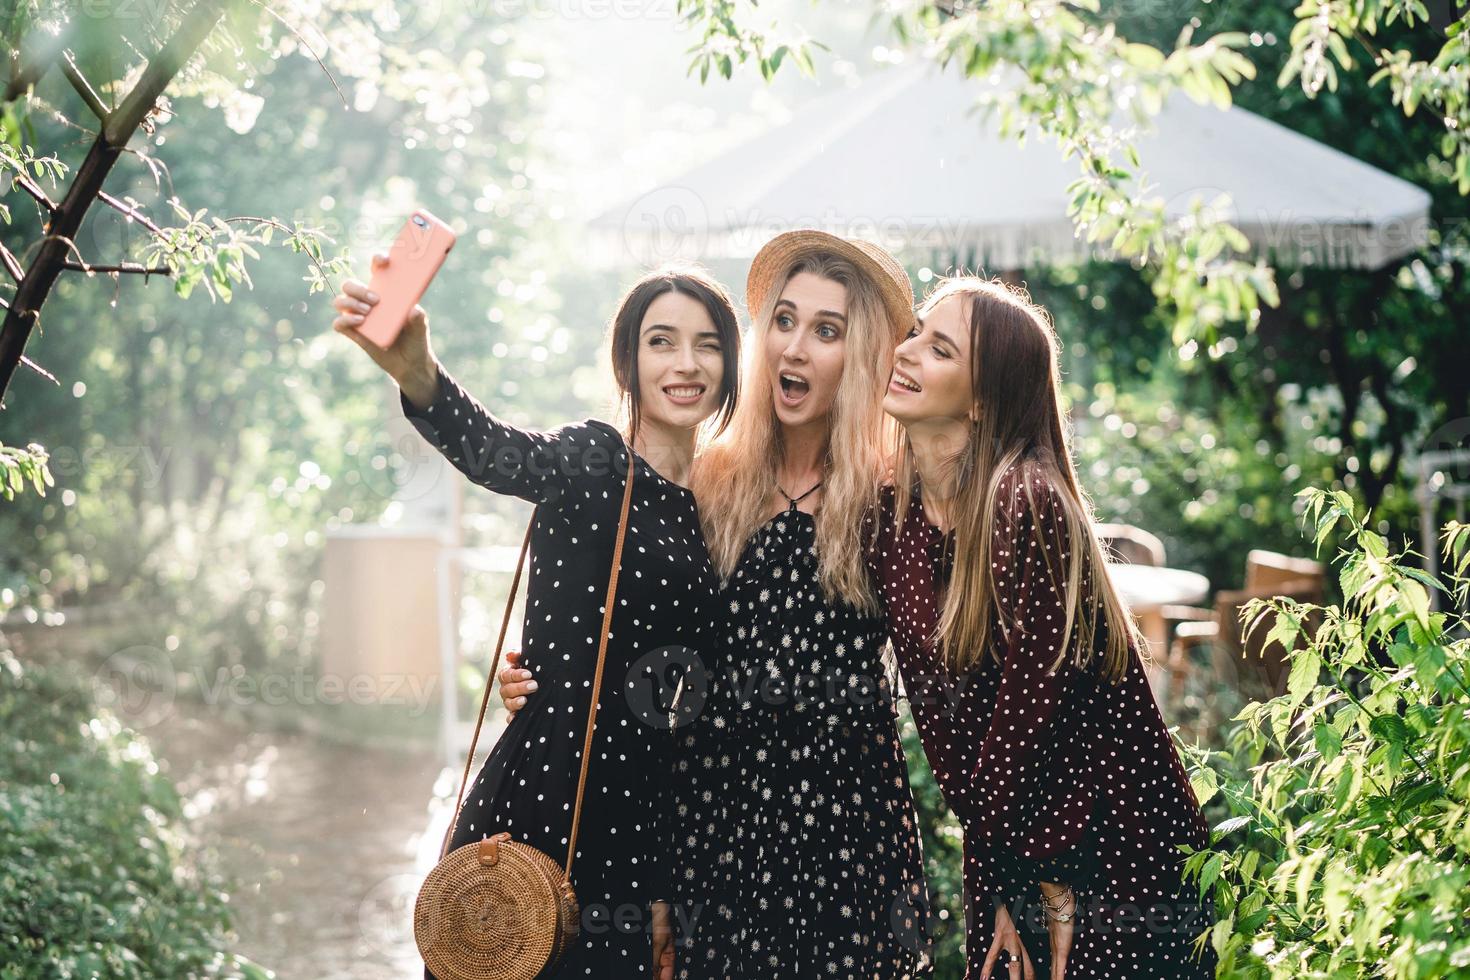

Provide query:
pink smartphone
left=356, top=208, right=457, bottom=349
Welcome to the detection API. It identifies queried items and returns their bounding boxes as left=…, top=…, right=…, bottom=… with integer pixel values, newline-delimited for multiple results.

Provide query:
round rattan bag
left=413, top=433, right=635, bottom=980
left=414, top=832, right=579, bottom=980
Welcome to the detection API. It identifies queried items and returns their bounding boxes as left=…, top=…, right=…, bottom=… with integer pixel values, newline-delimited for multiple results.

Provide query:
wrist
left=398, top=359, right=441, bottom=412
left=1039, top=882, right=1076, bottom=923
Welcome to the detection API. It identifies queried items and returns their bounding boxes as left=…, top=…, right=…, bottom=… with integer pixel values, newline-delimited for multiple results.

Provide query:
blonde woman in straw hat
left=498, top=230, right=934, bottom=978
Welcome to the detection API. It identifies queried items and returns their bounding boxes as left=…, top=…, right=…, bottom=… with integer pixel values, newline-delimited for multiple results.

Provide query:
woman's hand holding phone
left=331, top=253, right=440, bottom=409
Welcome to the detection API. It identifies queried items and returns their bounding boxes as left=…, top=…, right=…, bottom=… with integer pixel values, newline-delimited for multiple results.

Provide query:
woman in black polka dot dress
left=869, top=275, right=1218, bottom=979
left=667, top=235, right=933, bottom=980
left=500, top=232, right=935, bottom=978
left=333, top=260, right=742, bottom=979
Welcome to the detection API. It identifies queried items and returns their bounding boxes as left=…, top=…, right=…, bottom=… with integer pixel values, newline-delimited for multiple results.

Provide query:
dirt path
left=121, top=696, right=452, bottom=979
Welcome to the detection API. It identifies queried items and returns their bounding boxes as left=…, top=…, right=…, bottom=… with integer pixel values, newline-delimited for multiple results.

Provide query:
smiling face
left=635, top=290, right=726, bottom=431
left=764, top=271, right=850, bottom=431
left=883, top=292, right=976, bottom=431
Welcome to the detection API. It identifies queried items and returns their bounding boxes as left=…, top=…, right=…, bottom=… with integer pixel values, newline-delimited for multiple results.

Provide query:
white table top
left=1105, top=562, right=1210, bottom=612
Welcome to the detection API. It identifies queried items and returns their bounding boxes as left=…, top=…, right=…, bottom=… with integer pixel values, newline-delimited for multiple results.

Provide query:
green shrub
left=0, top=648, right=271, bottom=979
left=1177, top=488, right=1470, bottom=978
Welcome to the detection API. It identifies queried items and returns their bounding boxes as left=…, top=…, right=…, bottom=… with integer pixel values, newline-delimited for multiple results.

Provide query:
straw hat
left=745, top=229, right=915, bottom=341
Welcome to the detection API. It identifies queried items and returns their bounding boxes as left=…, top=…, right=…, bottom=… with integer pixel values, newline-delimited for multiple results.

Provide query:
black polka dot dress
left=865, top=463, right=1219, bottom=980
left=670, top=499, right=934, bottom=979
left=401, top=363, right=719, bottom=979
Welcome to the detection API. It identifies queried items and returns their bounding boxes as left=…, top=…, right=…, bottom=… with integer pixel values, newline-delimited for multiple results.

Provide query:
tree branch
left=60, top=51, right=110, bottom=124
left=62, top=261, right=171, bottom=275
left=11, top=174, right=58, bottom=216
left=0, top=0, right=229, bottom=401
left=20, top=354, right=57, bottom=385
left=98, top=191, right=166, bottom=236
left=0, top=241, right=25, bottom=283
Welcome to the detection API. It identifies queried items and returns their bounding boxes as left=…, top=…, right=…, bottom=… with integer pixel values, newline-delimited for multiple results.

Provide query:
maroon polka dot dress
left=865, top=461, right=1218, bottom=979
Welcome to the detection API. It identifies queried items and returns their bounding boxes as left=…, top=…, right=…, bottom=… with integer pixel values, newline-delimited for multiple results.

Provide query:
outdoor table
left=1104, top=563, right=1211, bottom=714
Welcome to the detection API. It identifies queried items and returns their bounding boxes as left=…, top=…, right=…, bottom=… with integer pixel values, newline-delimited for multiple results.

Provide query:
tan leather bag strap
left=439, top=430, right=637, bottom=875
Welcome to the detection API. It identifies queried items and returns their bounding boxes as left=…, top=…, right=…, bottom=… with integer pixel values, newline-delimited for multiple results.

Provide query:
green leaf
left=1287, top=647, right=1321, bottom=707
left=1213, top=814, right=1250, bottom=836
left=1314, top=721, right=1342, bottom=762
left=1200, top=852, right=1224, bottom=894
left=1368, top=712, right=1409, bottom=746
left=1191, top=765, right=1219, bottom=808
left=1333, top=755, right=1361, bottom=807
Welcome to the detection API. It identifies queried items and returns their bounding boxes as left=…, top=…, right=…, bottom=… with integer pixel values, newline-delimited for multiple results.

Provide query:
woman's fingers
left=337, top=279, right=363, bottom=301
left=1021, top=941, right=1036, bottom=980
left=497, top=648, right=538, bottom=715
left=501, top=679, right=536, bottom=699
left=337, top=277, right=379, bottom=305
left=980, top=932, right=1003, bottom=980
left=331, top=294, right=372, bottom=315
left=330, top=279, right=378, bottom=338
left=332, top=317, right=378, bottom=356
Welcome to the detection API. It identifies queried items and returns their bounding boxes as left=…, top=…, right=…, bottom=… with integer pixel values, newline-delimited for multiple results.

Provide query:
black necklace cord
left=776, top=478, right=824, bottom=510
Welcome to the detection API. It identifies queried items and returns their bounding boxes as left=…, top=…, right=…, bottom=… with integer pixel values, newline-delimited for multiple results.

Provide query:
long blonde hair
left=890, top=275, right=1141, bottom=682
left=694, top=250, right=899, bottom=614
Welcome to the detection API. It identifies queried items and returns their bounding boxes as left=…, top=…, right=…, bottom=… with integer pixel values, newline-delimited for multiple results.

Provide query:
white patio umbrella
left=590, top=60, right=1431, bottom=274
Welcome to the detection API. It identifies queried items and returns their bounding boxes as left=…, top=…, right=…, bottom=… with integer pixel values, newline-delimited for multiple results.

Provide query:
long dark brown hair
left=890, top=274, right=1141, bottom=683
left=608, top=264, right=741, bottom=441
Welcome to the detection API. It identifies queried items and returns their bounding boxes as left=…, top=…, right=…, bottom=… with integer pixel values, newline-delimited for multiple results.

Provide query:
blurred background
left=2, top=0, right=1467, bottom=976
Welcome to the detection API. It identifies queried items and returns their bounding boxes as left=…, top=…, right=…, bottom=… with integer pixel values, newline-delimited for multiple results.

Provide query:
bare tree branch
left=20, top=354, right=57, bottom=385
left=99, top=191, right=166, bottom=236
left=60, top=50, right=111, bottom=124
left=0, top=241, right=25, bottom=283
left=244, top=0, right=349, bottom=108
left=62, top=261, right=172, bottom=275
left=11, top=173, right=58, bottom=215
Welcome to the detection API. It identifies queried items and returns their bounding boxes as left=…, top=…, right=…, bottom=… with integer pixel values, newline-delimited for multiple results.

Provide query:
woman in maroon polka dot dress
left=866, top=274, right=1218, bottom=979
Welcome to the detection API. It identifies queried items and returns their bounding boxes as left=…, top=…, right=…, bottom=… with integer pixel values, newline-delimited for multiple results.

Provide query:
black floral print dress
left=400, top=362, right=720, bottom=980
left=670, top=498, right=934, bottom=979
left=865, top=463, right=1218, bottom=980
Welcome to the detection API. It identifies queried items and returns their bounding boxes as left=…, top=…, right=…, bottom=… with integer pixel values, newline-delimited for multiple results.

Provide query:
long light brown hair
left=694, top=251, right=899, bottom=613
left=890, top=274, right=1141, bottom=682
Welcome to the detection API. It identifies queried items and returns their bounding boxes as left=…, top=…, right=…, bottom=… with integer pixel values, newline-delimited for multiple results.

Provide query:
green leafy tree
left=0, top=0, right=564, bottom=684
left=0, top=0, right=354, bottom=489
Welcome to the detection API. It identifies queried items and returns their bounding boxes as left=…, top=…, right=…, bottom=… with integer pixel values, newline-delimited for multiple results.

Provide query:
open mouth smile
left=663, top=383, right=706, bottom=405
left=889, top=369, right=922, bottom=394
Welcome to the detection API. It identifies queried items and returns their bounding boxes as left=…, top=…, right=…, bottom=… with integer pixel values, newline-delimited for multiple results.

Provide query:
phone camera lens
left=412, top=215, right=427, bottom=227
